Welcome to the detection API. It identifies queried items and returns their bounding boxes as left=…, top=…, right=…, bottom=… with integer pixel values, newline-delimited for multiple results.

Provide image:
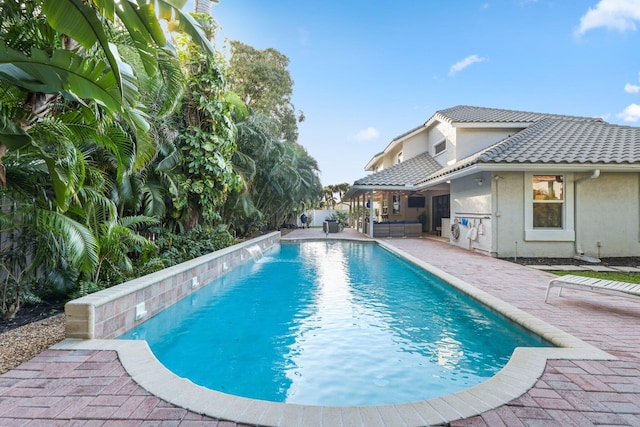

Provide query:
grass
left=549, top=271, right=640, bottom=284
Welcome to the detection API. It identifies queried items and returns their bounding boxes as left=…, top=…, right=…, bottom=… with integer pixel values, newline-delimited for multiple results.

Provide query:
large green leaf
left=0, top=42, right=124, bottom=114
left=110, top=43, right=141, bottom=107
left=38, top=209, right=99, bottom=273
left=42, top=0, right=124, bottom=96
left=132, top=0, right=168, bottom=47
left=0, top=116, right=31, bottom=150
left=113, top=0, right=162, bottom=76
left=154, top=0, right=215, bottom=56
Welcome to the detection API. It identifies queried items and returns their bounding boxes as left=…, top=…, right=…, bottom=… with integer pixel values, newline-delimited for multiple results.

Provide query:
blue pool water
left=120, top=241, right=549, bottom=406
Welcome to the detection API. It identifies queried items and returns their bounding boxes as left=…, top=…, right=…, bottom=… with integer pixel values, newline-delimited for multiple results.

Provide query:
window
left=392, top=194, right=401, bottom=214
left=532, top=175, right=563, bottom=228
left=382, top=199, right=388, bottom=215
left=524, top=172, right=575, bottom=241
left=434, top=140, right=446, bottom=155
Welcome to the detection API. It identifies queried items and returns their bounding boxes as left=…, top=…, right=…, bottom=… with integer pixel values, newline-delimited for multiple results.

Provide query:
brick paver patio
left=1, top=228, right=639, bottom=426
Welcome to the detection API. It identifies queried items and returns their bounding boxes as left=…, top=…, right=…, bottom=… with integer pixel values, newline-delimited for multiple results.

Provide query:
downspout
left=493, top=175, right=503, bottom=257
left=574, top=169, right=600, bottom=258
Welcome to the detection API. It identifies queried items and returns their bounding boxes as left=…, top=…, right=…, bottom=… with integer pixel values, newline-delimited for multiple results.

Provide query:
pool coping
left=53, top=236, right=615, bottom=427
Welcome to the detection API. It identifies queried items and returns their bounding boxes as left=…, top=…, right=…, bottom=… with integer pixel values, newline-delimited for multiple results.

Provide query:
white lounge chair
left=545, top=274, right=640, bottom=303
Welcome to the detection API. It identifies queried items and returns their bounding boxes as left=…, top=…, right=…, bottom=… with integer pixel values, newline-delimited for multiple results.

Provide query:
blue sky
left=185, top=0, right=640, bottom=186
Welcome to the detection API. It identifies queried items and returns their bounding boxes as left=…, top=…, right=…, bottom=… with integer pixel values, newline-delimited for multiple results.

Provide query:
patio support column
left=369, top=190, right=374, bottom=238
left=361, top=193, right=365, bottom=234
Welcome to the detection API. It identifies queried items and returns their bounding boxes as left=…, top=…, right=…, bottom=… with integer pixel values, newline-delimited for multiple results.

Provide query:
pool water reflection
left=120, top=241, right=549, bottom=406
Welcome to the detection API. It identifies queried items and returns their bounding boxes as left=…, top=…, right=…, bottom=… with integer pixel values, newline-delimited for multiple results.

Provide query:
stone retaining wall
left=65, top=232, right=280, bottom=339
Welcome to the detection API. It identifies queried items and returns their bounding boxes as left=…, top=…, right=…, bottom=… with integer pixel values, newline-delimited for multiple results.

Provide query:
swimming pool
left=120, top=241, right=549, bottom=406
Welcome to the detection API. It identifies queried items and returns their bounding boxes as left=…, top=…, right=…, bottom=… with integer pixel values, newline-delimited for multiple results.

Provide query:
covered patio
left=343, top=152, right=449, bottom=238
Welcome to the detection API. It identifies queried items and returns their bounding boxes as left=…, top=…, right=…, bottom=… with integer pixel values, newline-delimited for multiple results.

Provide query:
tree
left=251, top=141, right=322, bottom=228
left=172, top=20, right=241, bottom=230
left=228, top=41, right=303, bottom=143
left=0, top=0, right=215, bottom=187
left=335, top=182, right=351, bottom=203
left=323, top=185, right=337, bottom=209
left=0, top=0, right=215, bottom=315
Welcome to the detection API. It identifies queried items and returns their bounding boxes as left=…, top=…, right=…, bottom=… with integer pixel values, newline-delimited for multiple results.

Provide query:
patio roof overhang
left=344, top=184, right=419, bottom=201
left=346, top=151, right=445, bottom=201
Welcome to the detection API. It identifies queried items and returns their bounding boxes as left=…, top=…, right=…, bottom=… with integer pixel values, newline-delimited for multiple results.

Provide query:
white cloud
left=449, top=55, right=487, bottom=76
left=354, top=127, right=380, bottom=142
left=575, top=0, right=640, bottom=36
left=625, top=82, right=640, bottom=93
left=617, top=103, right=640, bottom=121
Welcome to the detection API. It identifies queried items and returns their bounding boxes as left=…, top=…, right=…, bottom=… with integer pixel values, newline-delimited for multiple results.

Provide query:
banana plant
left=0, top=0, right=214, bottom=175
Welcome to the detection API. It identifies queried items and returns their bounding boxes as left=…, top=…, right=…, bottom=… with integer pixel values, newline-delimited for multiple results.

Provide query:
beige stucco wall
left=456, top=128, right=522, bottom=159
left=402, top=130, right=429, bottom=159
left=490, top=171, right=640, bottom=258
left=574, top=173, right=640, bottom=257
left=429, top=122, right=455, bottom=166
left=449, top=173, right=492, bottom=254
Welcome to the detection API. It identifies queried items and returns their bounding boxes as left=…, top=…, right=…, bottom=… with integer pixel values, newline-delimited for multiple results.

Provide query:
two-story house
left=345, top=105, right=640, bottom=259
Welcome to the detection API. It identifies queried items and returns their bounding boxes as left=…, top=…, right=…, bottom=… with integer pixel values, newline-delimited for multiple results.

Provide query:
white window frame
left=392, top=194, right=401, bottom=215
left=524, top=172, right=575, bottom=241
left=434, top=139, right=447, bottom=156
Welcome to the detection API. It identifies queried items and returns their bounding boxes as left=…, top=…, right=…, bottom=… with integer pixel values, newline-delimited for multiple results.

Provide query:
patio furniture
left=544, top=274, right=640, bottom=303
left=366, top=221, right=422, bottom=238
left=323, top=220, right=341, bottom=233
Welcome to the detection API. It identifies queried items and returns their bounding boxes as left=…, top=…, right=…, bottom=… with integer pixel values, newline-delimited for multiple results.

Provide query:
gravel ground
left=0, top=313, right=65, bottom=375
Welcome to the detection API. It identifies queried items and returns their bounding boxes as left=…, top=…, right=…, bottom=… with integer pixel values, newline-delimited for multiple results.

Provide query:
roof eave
left=414, top=161, right=640, bottom=190
left=364, top=152, right=384, bottom=171
left=476, top=163, right=640, bottom=172
left=415, top=165, right=481, bottom=189
left=344, top=184, right=418, bottom=200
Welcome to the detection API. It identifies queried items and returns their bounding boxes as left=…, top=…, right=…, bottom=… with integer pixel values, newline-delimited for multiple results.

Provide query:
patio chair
left=544, top=274, right=640, bottom=303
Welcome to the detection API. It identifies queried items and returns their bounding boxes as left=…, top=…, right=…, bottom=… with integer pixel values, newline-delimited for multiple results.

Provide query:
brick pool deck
left=1, top=228, right=639, bottom=426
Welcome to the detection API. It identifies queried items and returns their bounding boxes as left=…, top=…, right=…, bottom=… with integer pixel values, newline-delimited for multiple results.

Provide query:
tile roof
left=480, top=118, right=640, bottom=164
left=354, top=152, right=441, bottom=186
left=417, top=118, right=640, bottom=185
left=434, top=105, right=602, bottom=124
left=354, top=106, right=640, bottom=189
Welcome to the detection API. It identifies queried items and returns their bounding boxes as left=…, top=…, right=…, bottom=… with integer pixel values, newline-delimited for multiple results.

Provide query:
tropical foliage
left=224, top=42, right=322, bottom=233
left=173, top=28, right=240, bottom=229
left=322, top=183, right=351, bottom=208
left=0, top=1, right=323, bottom=318
left=228, top=40, right=304, bottom=143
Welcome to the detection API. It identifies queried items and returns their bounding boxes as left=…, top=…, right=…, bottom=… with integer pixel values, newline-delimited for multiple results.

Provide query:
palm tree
left=0, top=0, right=210, bottom=314
left=0, top=0, right=214, bottom=182
left=250, top=141, right=322, bottom=229
left=335, top=182, right=351, bottom=204
left=323, top=185, right=337, bottom=209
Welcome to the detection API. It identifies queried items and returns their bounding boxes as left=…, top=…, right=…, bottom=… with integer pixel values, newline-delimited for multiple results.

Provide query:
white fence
left=299, top=208, right=348, bottom=227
